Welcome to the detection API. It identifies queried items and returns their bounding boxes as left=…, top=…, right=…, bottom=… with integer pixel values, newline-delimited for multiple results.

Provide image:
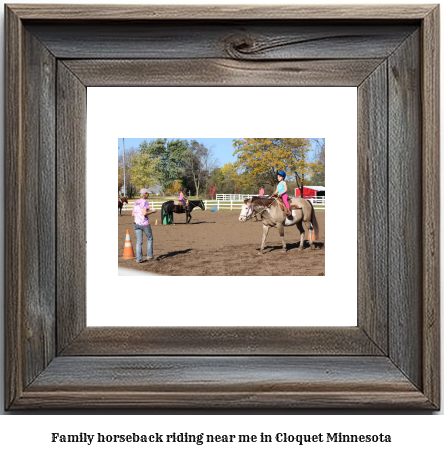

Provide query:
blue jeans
left=134, top=223, right=153, bottom=260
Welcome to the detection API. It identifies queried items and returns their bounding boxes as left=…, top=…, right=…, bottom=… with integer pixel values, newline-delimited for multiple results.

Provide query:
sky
left=118, top=138, right=320, bottom=168
left=118, top=138, right=238, bottom=167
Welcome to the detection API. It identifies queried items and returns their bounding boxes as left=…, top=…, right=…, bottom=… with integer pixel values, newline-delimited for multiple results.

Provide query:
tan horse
left=239, top=197, right=319, bottom=254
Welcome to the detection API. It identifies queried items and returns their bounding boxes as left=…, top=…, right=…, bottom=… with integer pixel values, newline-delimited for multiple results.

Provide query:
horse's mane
left=250, top=197, right=276, bottom=208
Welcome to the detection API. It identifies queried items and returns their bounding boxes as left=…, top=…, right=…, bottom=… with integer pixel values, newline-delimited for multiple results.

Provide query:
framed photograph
left=5, top=4, right=440, bottom=409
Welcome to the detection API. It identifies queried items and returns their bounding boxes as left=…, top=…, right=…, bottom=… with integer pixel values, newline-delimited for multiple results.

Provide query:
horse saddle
left=173, top=202, right=186, bottom=212
left=275, top=197, right=288, bottom=213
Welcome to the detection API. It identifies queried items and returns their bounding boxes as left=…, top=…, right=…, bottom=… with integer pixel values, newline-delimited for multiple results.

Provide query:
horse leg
left=278, top=223, right=286, bottom=252
left=309, top=223, right=315, bottom=249
left=307, top=207, right=316, bottom=250
left=296, top=221, right=305, bottom=250
left=259, top=225, right=270, bottom=254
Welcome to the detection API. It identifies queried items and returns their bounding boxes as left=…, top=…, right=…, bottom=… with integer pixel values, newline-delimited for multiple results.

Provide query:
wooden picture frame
left=5, top=4, right=440, bottom=409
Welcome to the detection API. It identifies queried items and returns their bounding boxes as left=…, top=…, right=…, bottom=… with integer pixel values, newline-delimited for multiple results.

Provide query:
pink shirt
left=133, top=198, right=150, bottom=226
left=179, top=192, right=184, bottom=200
left=259, top=188, right=264, bottom=197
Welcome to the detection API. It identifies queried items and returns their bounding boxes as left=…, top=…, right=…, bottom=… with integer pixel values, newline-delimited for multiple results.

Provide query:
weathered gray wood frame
left=5, top=5, right=440, bottom=409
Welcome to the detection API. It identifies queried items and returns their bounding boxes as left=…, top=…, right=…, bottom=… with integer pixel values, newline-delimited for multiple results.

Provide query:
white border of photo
left=87, top=87, right=357, bottom=327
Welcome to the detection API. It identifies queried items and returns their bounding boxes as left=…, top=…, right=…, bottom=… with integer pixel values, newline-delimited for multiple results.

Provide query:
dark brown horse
left=162, top=200, right=205, bottom=224
left=118, top=196, right=128, bottom=216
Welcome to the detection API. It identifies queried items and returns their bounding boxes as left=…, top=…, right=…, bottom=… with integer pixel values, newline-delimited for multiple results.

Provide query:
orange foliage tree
left=165, top=180, right=182, bottom=196
left=232, top=138, right=312, bottom=189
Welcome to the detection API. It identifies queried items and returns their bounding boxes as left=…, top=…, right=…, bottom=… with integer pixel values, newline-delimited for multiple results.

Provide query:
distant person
left=273, top=171, right=292, bottom=219
left=179, top=187, right=188, bottom=209
left=258, top=185, right=266, bottom=198
left=132, top=189, right=157, bottom=262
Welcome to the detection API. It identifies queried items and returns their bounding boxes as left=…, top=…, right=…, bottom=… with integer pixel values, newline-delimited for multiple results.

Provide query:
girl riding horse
left=179, top=187, right=188, bottom=208
left=273, top=171, right=293, bottom=220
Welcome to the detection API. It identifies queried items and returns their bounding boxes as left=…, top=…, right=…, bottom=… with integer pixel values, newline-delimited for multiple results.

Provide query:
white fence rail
left=301, top=196, right=325, bottom=205
left=121, top=198, right=325, bottom=212
left=216, top=194, right=325, bottom=205
left=120, top=201, right=165, bottom=211
left=216, top=194, right=258, bottom=201
left=120, top=200, right=245, bottom=211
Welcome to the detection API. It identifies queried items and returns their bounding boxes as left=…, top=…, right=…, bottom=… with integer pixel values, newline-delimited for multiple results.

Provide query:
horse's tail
left=310, top=202, right=319, bottom=240
left=161, top=202, right=170, bottom=221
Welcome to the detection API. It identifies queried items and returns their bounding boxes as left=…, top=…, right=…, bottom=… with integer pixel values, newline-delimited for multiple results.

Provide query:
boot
left=286, top=207, right=293, bottom=220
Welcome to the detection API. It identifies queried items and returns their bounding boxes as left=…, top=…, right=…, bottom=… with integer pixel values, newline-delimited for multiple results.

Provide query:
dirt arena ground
left=118, top=209, right=325, bottom=276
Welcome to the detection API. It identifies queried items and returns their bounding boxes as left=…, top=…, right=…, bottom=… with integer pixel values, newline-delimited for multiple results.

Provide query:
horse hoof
left=258, top=250, right=264, bottom=255
left=310, top=243, right=315, bottom=250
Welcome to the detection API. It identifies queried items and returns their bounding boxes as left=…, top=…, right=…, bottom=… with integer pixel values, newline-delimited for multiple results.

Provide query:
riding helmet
left=180, top=187, right=184, bottom=191
left=277, top=170, right=286, bottom=179
left=261, top=185, right=265, bottom=188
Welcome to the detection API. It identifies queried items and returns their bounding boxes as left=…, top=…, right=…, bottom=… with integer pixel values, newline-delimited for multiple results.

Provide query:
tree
left=138, top=138, right=188, bottom=192
left=118, top=146, right=137, bottom=196
left=130, top=151, right=162, bottom=190
left=208, top=167, right=225, bottom=194
left=165, top=179, right=182, bottom=196
left=209, top=184, right=216, bottom=199
left=233, top=138, right=312, bottom=190
left=285, top=139, right=312, bottom=196
left=309, top=138, right=325, bottom=186
left=220, top=163, right=241, bottom=194
left=183, top=140, right=218, bottom=198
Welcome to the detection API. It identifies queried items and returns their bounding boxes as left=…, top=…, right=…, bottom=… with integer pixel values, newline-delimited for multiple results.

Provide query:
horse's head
left=239, top=199, right=252, bottom=222
left=199, top=200, right=205, bottom=211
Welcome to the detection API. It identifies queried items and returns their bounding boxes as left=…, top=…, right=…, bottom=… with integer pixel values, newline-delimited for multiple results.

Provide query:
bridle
left=244, top=203, right=254, bottom=221
left=186, top=200, right=204, bottom=211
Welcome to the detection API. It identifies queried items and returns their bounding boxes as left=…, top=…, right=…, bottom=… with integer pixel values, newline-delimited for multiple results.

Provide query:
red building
left=295, top=186, right=325, bottom=200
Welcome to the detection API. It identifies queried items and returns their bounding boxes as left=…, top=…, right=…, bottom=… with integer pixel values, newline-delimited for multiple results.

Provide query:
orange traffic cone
left=311, top=228, right=316, bottom=241
left=155, top=219, right=158, bottom=225
left=123, top=230, right=135, bottom=259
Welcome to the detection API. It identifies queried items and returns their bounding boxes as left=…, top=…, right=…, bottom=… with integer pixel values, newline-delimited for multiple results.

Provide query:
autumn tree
left=285, top=139, right=312, bottom=196
left=209, top=184, right=217, bottom=199
left=209, top=164, right=256, bottom=194
left=233, top=138, right=312, bottom=191
left=220, top=163, right=241, bottom=194
left=165, top=179, right=182, bottom=196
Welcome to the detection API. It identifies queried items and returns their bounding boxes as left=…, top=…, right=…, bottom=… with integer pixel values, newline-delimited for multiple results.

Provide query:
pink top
left=259, top=188, right=265, bottom=197
left=133, top=198, right=150, bottom=226
left=179, top=192, right=184, bottom=200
